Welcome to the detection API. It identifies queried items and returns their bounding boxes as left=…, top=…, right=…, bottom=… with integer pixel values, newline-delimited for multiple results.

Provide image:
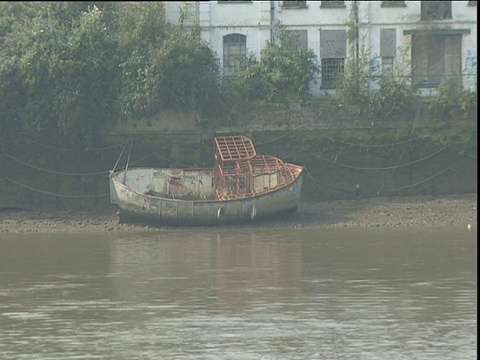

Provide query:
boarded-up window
left=320, top=30, right=346, bottom=88
left=380, top=29, right=396, bottom=58
left=320, top=1, right=345, bottom=8
left=320, top=30, right=346, bottom=58
left=223, top=34, right=246, bottom=77
left=411, top=34, right=461, bottom=86
left=421, top=1, right=452, bottom=20
left=285, top=30, right=308, bottom=53
left=380, top=29, right=396, bottom=74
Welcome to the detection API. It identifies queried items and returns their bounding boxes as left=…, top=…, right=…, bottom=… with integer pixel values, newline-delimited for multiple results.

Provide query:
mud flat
left=0, top=194, right=476, bottom=234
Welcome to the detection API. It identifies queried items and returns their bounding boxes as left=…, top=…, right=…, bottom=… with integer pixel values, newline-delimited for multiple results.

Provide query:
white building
left=165, top=1, right=477, bottom=97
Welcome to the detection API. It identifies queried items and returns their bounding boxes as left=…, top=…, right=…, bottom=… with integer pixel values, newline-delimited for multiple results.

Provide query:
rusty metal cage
left=213, top=136, right=297, bottom=200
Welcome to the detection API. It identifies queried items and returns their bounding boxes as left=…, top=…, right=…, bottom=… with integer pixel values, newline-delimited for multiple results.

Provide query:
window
left=381, top=1, right=406, bottom=7
left=380, top=29, right=396, bottom=74
left=421, top=1, right=452, bottom=20
left=320, top=1, right=345, bottom=8
left=223, top=34, right=246, bottom=77
left=468, top=0, right=476, bottom=5
left=282, top=1, right=307, bottom=9
left=321, top=59, right=345, bottom=88
left=284, top=30, right=308, bottom=53
left=382, top=57, right=394, bottom=74
left=411, top=34, right=462, bottom=86
left=320, top=30, right=347, bottom=88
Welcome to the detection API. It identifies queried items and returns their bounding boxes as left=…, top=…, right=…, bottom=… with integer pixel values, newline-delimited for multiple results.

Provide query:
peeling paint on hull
left=109, top=166, right=304, bottom=226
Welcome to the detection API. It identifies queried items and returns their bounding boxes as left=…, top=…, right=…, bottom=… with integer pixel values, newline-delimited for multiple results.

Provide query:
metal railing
left=314, top=72, right=477, bottom=97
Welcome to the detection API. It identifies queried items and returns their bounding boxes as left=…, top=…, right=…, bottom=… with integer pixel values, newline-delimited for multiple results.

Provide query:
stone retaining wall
left=0, top=123, right=476, bottom=210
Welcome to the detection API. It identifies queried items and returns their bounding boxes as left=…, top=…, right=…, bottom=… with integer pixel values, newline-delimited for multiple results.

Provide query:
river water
left=0, top=226, right=476, bottom=360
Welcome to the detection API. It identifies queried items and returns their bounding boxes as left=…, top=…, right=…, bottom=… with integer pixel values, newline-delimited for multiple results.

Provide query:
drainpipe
left=195, top=1, right=200, bottom=26
left=270, top=0, right=275, bottom=43
left=353, top=1, right=359, bottom=60
left=352, top=0, right=360, bottom=92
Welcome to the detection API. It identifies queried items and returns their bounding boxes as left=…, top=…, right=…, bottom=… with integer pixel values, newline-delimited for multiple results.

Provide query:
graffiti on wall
left=463, top=48, right=477, bottom=75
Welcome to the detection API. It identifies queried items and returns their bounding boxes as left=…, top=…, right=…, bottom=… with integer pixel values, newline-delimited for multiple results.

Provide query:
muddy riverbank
left=0, top=194, right=476, bottom=234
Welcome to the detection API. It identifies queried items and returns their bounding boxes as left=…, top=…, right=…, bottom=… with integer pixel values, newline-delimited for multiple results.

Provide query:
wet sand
left=0, top=194, right=476, bottom=234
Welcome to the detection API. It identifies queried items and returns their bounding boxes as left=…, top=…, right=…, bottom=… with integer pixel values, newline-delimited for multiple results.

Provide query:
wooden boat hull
left=109, top=166, right=304, bottom=226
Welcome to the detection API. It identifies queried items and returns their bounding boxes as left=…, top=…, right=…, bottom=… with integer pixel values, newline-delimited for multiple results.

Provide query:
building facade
left=164, top=1, right=477, bottom=97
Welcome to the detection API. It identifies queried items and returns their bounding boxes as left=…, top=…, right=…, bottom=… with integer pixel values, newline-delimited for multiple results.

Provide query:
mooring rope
left=2, top=177, right=109, bottom=198
left=0, top=125, right=476, bottom=200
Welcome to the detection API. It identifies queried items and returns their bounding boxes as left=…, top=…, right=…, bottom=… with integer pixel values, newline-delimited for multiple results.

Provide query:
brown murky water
left=0, top=227, right=476, bottom=359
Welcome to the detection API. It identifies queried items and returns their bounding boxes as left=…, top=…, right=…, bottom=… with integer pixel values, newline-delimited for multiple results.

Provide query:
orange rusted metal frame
left=213, top=136, right=295, bottom=200
left=215, top=136, right=256, bottom=162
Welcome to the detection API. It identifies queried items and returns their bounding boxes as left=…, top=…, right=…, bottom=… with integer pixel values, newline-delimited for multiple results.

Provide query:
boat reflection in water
left=108, top=230, right=303, bottom=312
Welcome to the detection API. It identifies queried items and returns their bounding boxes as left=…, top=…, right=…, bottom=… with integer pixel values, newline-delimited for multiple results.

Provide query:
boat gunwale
left=110, top=164, right=304, bottom=204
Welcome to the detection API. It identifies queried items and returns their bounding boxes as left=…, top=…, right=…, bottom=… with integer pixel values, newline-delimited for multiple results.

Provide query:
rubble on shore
left=0, top=194, right=476, bottom=234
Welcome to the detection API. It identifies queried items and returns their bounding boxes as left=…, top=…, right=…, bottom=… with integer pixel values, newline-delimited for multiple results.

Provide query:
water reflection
left=108, top=230, right=303, bottom=313
left=0, top=226, right=476, bottom=359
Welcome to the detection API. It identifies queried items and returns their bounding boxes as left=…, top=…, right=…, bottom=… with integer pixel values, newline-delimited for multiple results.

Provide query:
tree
left=231, top=23, right=319, bottom=103
left=0, top=2, right=117, bottom=149
left=115, top=2, right=221, bottom=119
left=0, top=1, right=223, bottom=148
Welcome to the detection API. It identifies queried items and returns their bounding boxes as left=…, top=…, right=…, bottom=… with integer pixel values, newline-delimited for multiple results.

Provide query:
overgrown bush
left=335, top=43, right=371, bottom=107
left=0, top=2, right=223, bottom=148
left=336, top=37, right=417, bottom=119
left=0, top=2, right=117, bottom=149
left=429, top=76, right=477, bottom=120
left=116, top=3, right=221, bottom=119
left=230, top=24, right=319, bottom=103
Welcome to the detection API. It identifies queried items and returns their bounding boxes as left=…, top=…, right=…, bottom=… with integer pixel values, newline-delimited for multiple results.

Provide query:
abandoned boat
left=109, top=135, right=304, bottom=225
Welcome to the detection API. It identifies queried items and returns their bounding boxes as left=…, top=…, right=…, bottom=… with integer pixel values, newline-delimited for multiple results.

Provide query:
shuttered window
left=380, top=29, right=396, bottom=74
left=320, top=30, right=346, bottom=88
left=411, top=34, right=462, bottom=86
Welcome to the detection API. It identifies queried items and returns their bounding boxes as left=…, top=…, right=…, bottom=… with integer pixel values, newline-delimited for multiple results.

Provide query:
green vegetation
left=429, top=76, right=477, bottom=120
left=116, top=3, right=221, bottom=119
left=335, top=30, right=418, bottom=120
left=0, top=2, right=221, bottom=149
left=335, top=24, right=476, bottom=122
left=335, top=42, right=476, bottom=122
left=228, top=23, right=319, bottom=103
left=0, top=2, right=118, bottom=149
left=0, top=2, right=476, bottom=150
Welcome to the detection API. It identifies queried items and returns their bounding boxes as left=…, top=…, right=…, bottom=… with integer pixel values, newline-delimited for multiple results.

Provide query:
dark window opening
left=282, top=0, right=308, bottom=9
left=421, top=1, right=452, bottom=20
left=381, top=1, right=406, bottom=7
left=320, top=1, right=345, bottom=8
left=223, top=34, right=246, bottom=77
